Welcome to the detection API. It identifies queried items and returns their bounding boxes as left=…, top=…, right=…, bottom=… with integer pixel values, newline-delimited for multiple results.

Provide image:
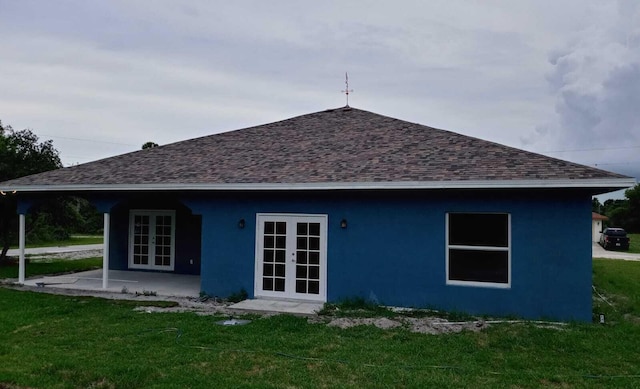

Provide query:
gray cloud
left=525, top=0, right=640, bottom=181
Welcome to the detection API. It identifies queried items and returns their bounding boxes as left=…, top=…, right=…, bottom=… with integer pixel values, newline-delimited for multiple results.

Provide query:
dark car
left=599, top=227, right=630, bottom=250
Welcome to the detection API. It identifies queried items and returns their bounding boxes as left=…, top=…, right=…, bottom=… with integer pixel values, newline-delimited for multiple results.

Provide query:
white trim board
left=2, top=178, right=635, bottom=193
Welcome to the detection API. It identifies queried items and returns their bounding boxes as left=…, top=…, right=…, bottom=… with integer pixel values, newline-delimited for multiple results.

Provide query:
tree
left=142, top=141, right=159, bottom=150
left=624, top=184, right=640, bottom=232
left=592, top=197, right=603, bottom=214
left=0, top=121, right=62, bottom=261
left=602, top=199, right=629, bottom=229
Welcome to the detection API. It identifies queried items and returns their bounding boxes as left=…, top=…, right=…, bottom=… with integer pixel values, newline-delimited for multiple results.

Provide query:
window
left=446, top=213, right=510, bottom=288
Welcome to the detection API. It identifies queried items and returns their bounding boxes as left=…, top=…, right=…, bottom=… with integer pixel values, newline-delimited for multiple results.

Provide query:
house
left=1, top=106, right=635, bottom=321
left=592, top=212, right=609, bottom=243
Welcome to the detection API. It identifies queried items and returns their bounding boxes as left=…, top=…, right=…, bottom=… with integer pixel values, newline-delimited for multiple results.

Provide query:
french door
left=129, top=210, right=175, bottom=271
left=255, top=214, right=327, bottom=301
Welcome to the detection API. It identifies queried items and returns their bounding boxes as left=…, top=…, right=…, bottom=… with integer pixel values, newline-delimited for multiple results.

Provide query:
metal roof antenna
left=341, top=72, right=353, bottom=107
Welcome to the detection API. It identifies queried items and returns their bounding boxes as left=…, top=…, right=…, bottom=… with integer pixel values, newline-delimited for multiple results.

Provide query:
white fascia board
left=2, top=178, right=636, bottom=193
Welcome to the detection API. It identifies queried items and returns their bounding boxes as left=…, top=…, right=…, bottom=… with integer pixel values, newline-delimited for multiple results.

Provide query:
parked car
left=599, top=227, right=630, bottom=250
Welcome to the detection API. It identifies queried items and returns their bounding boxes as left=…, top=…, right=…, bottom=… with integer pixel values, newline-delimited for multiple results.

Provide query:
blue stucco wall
left=106, top=197, right=202, bottom=275
left=183, top=190, right=593, bottom=322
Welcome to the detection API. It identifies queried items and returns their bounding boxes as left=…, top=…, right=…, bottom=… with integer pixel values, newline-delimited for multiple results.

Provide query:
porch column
left=18, top=213, right=26, bottom=284
left=102, top=212, right=110, bottom=289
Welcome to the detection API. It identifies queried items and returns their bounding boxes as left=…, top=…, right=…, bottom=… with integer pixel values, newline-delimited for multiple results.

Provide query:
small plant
left=121, top=286, right=129, bottom=294
left=198, top=291, right=211, bottom=302
left=136, top=290, right=157, bottom=297
left=227, top=288, right=248, bottom=303
left=319, top=296, right=393, bottom=318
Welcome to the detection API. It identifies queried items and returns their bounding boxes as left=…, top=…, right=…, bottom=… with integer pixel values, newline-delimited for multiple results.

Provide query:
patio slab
left=229, top=299, right=324, bottom=315
left=22, top=269, right=200, bottom=297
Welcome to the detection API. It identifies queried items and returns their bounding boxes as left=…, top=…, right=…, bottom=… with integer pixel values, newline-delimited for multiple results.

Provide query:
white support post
left=18, top=213, right=26, bottom=284
left=102, top=212, right=110, bottom=289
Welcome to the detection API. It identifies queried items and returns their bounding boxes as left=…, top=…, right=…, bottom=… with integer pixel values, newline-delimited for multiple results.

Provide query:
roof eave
left=2, top=178, right=635, bottom=193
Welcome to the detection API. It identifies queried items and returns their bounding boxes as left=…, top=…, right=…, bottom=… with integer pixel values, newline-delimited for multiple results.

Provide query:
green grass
left=0, top=257, right=102, bottom=279
left=593, top=258, right=640, bottom=322
left=0, top=259, right=638, bottom=387
left=627, top=233, right=640, bottom=254
left=10, top=235, right=103, bottom=249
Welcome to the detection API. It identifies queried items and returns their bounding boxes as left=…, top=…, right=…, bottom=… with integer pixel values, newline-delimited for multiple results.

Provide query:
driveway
left=592, top=242, right=640, bottom=261
left=6, top=244, right=103, bottom=257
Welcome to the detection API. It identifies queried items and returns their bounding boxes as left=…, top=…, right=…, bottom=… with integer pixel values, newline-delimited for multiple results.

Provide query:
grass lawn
left=0, top=259, right=639, bottom=388
left=627, top=233, right=640, bottom=254
left=9, top=235, right=103, bottom=250
left=0, top=257, right=102, bottom=279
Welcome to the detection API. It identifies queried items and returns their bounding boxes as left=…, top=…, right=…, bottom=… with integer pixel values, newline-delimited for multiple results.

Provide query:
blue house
left=2, top=107, right=634, bottom=321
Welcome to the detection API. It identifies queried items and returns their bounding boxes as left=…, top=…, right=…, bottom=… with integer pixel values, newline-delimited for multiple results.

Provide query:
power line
left=38, top=133, right=138, bottom=147
left=542, top=145, right=640, bottom=153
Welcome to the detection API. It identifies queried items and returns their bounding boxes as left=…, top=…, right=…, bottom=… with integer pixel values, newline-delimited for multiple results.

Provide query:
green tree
left=592, top=197, right=603, bottom=214
left=142, top=141, right=159, bottom=149
left=0, top=121, right=62, bottom=260
left=602, top=199, right=629, bottom=229
left=624, top=184, right=640, bottom=232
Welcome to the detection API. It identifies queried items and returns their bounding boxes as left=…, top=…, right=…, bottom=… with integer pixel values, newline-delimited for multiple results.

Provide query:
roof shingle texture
left=3, top=107, right=628, bottom=187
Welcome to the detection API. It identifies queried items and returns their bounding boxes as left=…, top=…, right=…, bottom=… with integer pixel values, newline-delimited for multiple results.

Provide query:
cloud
left=533, top=0, right=640, bottom=180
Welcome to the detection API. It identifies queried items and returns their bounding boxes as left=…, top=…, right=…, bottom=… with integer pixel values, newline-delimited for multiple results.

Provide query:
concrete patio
left=22, top=269, right=201, bottom=297
left=20, top=270, right=323, bottom=315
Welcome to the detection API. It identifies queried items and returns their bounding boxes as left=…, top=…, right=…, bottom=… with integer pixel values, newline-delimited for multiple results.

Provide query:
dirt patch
left=326, top=316, right=487, bottom=334
left=327, top=317, right=402, bottom=330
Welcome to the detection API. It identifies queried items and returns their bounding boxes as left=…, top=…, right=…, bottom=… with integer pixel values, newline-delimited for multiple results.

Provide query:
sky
left=0, top=0, right=638, bottom=199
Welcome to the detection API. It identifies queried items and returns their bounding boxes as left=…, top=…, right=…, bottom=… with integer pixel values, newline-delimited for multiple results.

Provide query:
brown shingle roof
left=0, top=107, right=633, bottom=190
left=592, top=212, right=609, bottom=221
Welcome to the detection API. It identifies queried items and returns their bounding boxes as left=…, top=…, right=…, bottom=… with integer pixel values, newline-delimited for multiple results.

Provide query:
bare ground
left=3, top=283, right=491, bottom=335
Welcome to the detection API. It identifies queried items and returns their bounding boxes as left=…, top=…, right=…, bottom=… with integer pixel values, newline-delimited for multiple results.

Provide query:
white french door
left=129, top=210, right=176, bottom=271
left=255, top=214, right=327, bottom=301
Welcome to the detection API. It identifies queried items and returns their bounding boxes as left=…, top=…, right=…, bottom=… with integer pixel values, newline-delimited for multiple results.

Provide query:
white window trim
left=128, top=209, right=176, bottom=271
left=445, top=213, right=511, bottom=289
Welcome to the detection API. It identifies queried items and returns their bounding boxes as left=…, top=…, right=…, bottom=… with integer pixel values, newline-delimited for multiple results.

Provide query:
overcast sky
left=1, top=0, right=638, bottom=198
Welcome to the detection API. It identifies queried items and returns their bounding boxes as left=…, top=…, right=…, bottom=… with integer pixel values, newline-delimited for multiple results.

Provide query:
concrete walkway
left=592, top=242, right=640, bottom=261
left=229, top=299, right=324, bottom=315
left=6, top=244, right=103, bottom=256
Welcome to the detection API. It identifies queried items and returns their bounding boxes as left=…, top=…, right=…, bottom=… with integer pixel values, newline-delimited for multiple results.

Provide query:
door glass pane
left=309, top=237, right=320, bottom=250
left=309, top=223, right=320, bottom=236
left=296, top=280, right=307, bottom=293
left=274, top=278, right=285, bottom=292
left=309, top=266, right=319, bottom=280
left=297, top=237, right=307, bottom=250
left=264, top=222, right=275, bottom=234
left=296, top=265, right=307, bottom=278
left=308, top=252, right=319, bottom=265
